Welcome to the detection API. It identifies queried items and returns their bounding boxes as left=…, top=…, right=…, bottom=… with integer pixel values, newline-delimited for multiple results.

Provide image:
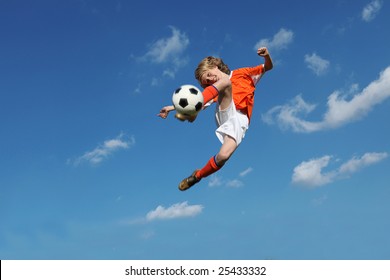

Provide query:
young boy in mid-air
left=158, top=47, right=273, bottom=191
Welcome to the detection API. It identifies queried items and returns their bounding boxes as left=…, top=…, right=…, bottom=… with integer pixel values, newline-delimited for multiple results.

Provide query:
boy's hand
left=257, top=47, right=270, bottom=57
left=157, top=106, right=171, bottom=119
left=257, top=47, right=273, bottom=72
left=157, top=105, right=175, bottom=119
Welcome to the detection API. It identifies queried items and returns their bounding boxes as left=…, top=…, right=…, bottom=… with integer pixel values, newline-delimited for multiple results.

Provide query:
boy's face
left=200, top=67, right=220, bottom=88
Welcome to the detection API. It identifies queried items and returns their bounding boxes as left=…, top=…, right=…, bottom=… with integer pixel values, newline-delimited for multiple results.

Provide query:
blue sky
left=1, top=0, right=389, bottom=260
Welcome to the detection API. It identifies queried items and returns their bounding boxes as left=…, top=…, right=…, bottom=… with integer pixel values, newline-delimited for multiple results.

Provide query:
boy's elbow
left=265, top=63, right=273, bottom=72
left=214, top=76, right=231, bottom=92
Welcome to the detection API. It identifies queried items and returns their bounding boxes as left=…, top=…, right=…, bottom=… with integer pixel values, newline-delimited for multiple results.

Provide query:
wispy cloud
left=146, top=201, right=203, bottom=221
left=207, top=167, right=252, bottom=188
left=311, top=194, right=328, bottom=206
left=304, top=53, right=330, bottom=76
left=292, top=155, right=335, bottom=187
left=254, top=28, right=294, bottom=52
left=226, top=179, right=244, bottom=188
left=240, top=167, right=253, bottom=177
left=140, top=26, right=189, bottom=79
left=140, top=230, right=155, bottom=240
left=120, top=201, right=204, bottom=226
left=292, top=152, right=388, bottom=188
left=262, top=66, right=390, bottom=133
left=362, top=0, right=383, bottom=22
left=70, top=133, right=135, bottom=166
left=208, top=174, right=223, bottom=187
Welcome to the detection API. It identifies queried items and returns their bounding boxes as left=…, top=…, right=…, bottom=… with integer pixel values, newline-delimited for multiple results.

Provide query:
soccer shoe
left=175, top=113, right=197, bottom=123
left=178, top=170, right=201, bottom=191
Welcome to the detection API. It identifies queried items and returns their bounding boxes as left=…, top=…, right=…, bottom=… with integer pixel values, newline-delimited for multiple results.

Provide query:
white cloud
left=140, top=230, right=155, bottom=240
left=292, top=156, right=336, bottom=187
left=133, top=83, right=141, bottom=94
left=262, top=66, right=390, bottom=133
left=146, top=201, right=203, bottom=221
left=240, top=167, right=253, bottom=177
left=292, top=152, right=388, bottom=188
left=262, top=94, right=320, bottom=132
left=204, top=167, right=254, bottom=188
left=162, top=69, right=175, bottom=79
left=207, top=170, right=250, bottom=188
left=311, top=194, right=328, bottom=206
left=143, top=26, right=189, bottom=63
left=338, top=152, right=388, bottom=174
left=304, top=53, right=330, bottom=76
left=140, top=26, right=189, bottom=79
left=362, top=0, right=383, bottom=22
left=71, top=133, right=135, bottom=166
left=254, top=28, right=294, bottom=51
left=226, top=179, right=244, bottom=188
left=208, top=174, right=223, bottom=187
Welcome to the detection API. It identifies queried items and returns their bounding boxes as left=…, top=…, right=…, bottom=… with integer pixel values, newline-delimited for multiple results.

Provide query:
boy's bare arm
left=212, top=75, right=232, bottom=92
left=157, top=105, right=175, bottom=119
left=257, top=47, right=273, bottom=72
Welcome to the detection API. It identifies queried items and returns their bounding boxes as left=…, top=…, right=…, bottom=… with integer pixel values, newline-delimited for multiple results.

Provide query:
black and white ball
left=172, top=84, right=204, bottom=116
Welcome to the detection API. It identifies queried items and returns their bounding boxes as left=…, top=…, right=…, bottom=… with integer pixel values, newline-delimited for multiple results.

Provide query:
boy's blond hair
left=194, top=56, right=231, bottom=88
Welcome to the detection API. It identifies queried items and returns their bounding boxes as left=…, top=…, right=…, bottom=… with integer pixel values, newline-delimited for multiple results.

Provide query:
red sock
left=202, top=85, right=219, bottom=104
left=196, top=156, right=222, bottom=179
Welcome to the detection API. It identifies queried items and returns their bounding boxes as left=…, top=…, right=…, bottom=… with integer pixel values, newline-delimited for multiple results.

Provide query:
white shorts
left=215, top=100, right=249, bottom=146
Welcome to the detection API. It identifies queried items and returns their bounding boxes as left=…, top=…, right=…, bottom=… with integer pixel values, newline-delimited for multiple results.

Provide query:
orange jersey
left=230, top=64, right=265, bottom=121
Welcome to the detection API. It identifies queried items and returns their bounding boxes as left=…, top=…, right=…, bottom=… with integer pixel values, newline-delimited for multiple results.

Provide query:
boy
left=158, top=47, right=273, bottom=191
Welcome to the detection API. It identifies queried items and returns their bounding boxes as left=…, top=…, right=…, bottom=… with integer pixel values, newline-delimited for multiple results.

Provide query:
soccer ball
left=172, top=84, right=204, bottom=116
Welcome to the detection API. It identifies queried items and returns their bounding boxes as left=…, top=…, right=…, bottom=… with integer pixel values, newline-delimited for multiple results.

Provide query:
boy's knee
left=216, top=152, right=231, bottom=166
